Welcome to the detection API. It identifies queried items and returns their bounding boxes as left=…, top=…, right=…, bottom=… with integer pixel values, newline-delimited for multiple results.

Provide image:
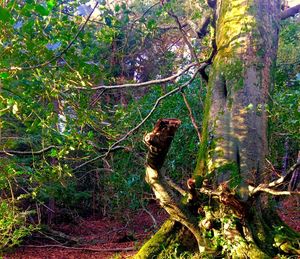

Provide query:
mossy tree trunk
left=135, top=1, right=300, bottom=258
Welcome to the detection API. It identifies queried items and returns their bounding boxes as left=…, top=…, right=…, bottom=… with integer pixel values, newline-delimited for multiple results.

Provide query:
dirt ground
left=4, top=202, right=168, bottom=259
left=4, top=196, right=299, bottom=259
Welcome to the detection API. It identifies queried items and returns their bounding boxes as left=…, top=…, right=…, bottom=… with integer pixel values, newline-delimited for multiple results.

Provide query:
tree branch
left=168, top=11, right=199, bottom=63
left=144, top=119, right=206, bottom=252
left=0, top=145, right=58, bottom=156
left=75, top=62, right=197, bottom=90
left=197, top=15, right=211, bottom=39
left=249, top=188, right=300, bottom=196
left=249, top=160, right=300, bottom=196
left=133, top=2, right=160, bottom=23
left=280, top=4, right=300, bottom=20
left=181, top=92, right=202, bottom=142
left=21, top=244, right=135, bottom=252
left=74, top=67, right=201, bottom=170
left=0, top=3, right=99, bottom=72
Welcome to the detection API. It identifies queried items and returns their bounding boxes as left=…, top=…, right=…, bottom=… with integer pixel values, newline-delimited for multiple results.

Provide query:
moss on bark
left=134, top=220, right=198, bottom=259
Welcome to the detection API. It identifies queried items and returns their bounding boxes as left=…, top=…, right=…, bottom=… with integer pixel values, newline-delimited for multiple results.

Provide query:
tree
left=136, top=0, right=300, bottom=258
left=0, top=0, right=299, bottom=256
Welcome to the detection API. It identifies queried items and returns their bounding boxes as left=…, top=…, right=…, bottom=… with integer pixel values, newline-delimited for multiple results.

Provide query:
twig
left=133, top=2, right=160, bottom=23
left=282, top=138, right=289, bottom=175
left=21, top=244, right=135, bottom=252
left=73, top=146, right=125, bottom=171
left=75, top=62, right=197, bottom=90
left=266, top=158, right=281, bottom=177
left=142, top=206, right=158, bottom=229
left=167, top=11, right=203, bottom=141
left=14, top=183, right=55, bottom=213
left=168, top=11, right=199, bottom=63
left=181, top=92, right=202, bottom=142
left=0, top=145, right=58, bottom=156
left=37, top=231, right=65, bottom=245
left=0, top=3, right=99, bottom=72
left=267, top=161, right=300, bottom=188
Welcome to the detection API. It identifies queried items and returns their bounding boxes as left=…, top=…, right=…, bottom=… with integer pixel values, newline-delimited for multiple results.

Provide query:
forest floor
left=4, top=196, right=300, bottom=259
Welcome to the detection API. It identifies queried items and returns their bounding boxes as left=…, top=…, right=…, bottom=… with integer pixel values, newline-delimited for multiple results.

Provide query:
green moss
left=193, top=68, right=215, bottom=178
left=233, top=242, right=271, bottom=259
left=134, top=219, right=176, bottom=259
left=215, top=162, right=241, bottom=188
left=135, top=220, right=198, bottom=259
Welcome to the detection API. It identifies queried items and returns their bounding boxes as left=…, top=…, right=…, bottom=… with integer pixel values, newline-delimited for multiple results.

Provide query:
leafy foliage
left=269, top=19, right=300, bottom=167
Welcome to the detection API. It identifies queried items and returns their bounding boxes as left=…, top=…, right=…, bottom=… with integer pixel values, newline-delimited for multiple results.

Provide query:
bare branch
left=181, top=92, right=202, bottom=142
left=249, top=188, right=300, bottom=196
left=165, top=176, right=187, bottom=196
left=249, top=160, right=300, bottom=196
left=268, top=161, right=300, bottom=188
left=0, top=145, right=58, bottom=156
left=168, top=11, right=199, bottom=63
left=73, top=145, right=125, bottom=171
left=106, top=67, right=201, bottom=151
left=133, top=2, right=160, bottom=23
left=199, top=187, right=221, bottom=197
left=197, top=15, right=211, bottom=39
left=0, top=3, right=99, bottom=72
left=21, top=245, right=135, bottom=252
left=141, top=205, right=158, bottom=229
left=75, top=62, right=197, bottom=90
left=280, top=4, right=300, bottom=20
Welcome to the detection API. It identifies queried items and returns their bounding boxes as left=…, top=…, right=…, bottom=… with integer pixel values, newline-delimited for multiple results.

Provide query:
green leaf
left=147, top=19, right=156, bottom=30
left=50, top=148, right=58, bottom=157
left=47, top=0, right=56, bottom=10
left=0, top=72, right=9, bottom=79
left=114, top=4, right=120, bottom=12
left=35, top=5, right=50, bottom=16
left=0, top=7, right=11, bottom=23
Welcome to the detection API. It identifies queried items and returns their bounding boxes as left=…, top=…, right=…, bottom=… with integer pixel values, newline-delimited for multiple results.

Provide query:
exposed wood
left=144, top=119, right=181, bottom=170
left=144, top=119, right=207, bottom=252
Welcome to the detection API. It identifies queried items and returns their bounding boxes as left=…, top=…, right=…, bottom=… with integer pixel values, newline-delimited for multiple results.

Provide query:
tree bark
left=195, top=0, right=280, bottom=196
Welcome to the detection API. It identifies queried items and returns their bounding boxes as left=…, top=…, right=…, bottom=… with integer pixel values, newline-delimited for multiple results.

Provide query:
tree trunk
left=135, top=0, right=300, bottom=258
left=195, top=0, right=279, bottom=190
